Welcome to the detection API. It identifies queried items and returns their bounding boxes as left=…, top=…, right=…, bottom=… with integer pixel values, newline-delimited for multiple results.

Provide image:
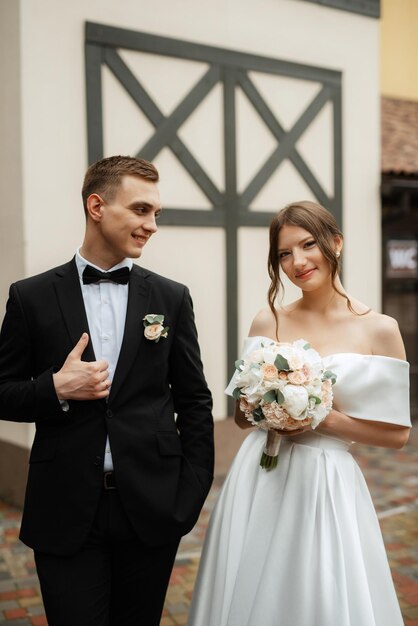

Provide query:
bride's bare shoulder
left=248, top=307, right=278, bottom=338
left=365, top=311, right=406, bottom=359
left=249, top=301, right=302, bottom=338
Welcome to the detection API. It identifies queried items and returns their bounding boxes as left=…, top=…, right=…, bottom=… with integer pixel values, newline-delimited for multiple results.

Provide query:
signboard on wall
left=386, top=239, right=418, bottom=279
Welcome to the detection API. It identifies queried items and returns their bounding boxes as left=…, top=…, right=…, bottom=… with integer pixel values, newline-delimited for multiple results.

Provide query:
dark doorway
left=382, top=181, right=418, bottom=418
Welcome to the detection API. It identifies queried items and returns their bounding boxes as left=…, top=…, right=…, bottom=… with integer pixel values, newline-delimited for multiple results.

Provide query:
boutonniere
left=143, top=314, right=169, bottom=342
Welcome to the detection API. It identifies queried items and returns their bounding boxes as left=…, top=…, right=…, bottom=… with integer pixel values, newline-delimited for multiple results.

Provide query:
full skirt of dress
left=187, top=429, right=404, bottom=626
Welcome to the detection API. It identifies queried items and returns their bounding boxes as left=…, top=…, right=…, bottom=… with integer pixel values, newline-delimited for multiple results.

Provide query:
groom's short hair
left=82, top=155, right=159, bottom=213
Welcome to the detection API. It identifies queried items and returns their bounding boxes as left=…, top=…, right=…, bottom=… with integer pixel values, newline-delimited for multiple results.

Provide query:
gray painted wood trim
left=85, top=43, right=104, bottom=165
left=296, top=0, right=380, bottom=18
left=86, top=22, right=343, bottom=84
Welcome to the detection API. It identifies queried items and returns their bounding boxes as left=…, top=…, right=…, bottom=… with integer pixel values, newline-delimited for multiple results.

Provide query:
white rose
left=248, top=349, right=264, bottom=363
left=236, top=366, right=262, bottom=389
left=282, top=384, right=309, bottom=418
left=303, top=348, right=323, bottom=367
left=310, top=404, right=329, bottom=428
left=287, top=370, right=307, bottom=385
left=287, top=353, right=304, bottom=371
left=292, top=339, right=310, bottom=351
left=262, top=348, right=278, bottom=365
left=144, top=323, right=164, bottom=341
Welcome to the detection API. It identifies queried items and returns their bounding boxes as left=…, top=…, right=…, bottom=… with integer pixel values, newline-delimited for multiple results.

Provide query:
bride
left=187, top=201, right=411, bottom=626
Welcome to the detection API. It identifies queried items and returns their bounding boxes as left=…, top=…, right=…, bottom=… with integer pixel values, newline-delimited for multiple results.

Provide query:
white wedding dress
left=187, top=337, right=411, bottom=626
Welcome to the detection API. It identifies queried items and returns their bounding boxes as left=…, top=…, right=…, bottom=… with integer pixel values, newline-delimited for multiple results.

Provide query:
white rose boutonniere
left=143, top=314, right=169, bottom=343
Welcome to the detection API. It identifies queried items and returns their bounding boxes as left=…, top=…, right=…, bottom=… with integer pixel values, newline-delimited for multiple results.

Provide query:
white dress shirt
left=75, top=249, right=133, bottom=471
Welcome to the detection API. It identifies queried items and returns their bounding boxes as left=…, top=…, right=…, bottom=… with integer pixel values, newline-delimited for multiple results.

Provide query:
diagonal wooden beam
left=139, top=65, right=221, bottom=159
left=238, top=72, right=331, bottom=208
left=104, top=48, right=223, bottom=207
left=240, top=85, right=333, bottom=207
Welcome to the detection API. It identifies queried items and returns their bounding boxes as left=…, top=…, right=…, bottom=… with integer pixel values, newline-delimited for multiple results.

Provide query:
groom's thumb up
left=69, top=333, right=89, bottom=361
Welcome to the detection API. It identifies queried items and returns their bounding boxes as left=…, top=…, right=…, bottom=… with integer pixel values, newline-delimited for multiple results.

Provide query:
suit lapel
left=53, top=258, right=96, bottom=362
left=109, top=265, right=152, bottom=402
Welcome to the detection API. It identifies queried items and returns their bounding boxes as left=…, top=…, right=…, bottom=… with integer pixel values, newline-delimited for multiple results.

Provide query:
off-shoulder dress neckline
left=246, top=335, right=408, bottom=364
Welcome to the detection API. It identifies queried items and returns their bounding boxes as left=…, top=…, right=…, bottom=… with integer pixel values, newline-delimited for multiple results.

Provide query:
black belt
left=103, top=471, right=117, bottom=490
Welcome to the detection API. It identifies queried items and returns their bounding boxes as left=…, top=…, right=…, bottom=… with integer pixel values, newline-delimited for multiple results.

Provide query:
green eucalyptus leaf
left=310, top=395, right=322, bottom=405
left=263, top=390, right=277, bottom=403
left=303, top=343, right=311, bottom=350
left=235, top=359, right=244, bottom=370
left=323, top=370, right=337, bottom=384
left=274, top=354, right=290, bottom=371
left=276, top=389, right=285, bottom=404
left=232, top=387, right=242, bottom=400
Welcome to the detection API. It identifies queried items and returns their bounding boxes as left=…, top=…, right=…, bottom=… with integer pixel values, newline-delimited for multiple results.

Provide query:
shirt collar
left=75, top=248, right=133, bottom=282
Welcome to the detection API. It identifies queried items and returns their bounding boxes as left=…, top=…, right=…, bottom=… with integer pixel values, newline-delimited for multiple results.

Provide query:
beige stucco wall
left=380, top=0, right=418, bottom=100
left=0, top=0, right=25, bottom=314
left=0, top=0, right=32, bottom=449
left=0, top=0, right=380, bottom=449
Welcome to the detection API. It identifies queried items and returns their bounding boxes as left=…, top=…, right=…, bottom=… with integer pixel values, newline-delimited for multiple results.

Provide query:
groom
left=0, top=155, right=214, bottom=625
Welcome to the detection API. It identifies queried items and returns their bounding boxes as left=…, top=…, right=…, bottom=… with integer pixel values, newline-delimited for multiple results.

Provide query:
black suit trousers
left=34, top=484, right=180, bottom=626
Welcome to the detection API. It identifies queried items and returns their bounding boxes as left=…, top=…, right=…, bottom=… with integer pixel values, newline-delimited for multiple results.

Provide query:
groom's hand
left=53, top=333, right=111, bottom=401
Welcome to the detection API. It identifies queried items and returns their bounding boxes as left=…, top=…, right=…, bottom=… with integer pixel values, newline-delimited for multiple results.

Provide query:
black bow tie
left=82, top=265, right=130, bottom=285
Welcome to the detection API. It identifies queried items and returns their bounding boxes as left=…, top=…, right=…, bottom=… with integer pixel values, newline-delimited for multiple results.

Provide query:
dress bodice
left=323, top=352, right=410, bottom=427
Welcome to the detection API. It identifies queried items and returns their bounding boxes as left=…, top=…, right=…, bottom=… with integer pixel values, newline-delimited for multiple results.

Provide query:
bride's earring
left=336, top=251, right=341, bottom=258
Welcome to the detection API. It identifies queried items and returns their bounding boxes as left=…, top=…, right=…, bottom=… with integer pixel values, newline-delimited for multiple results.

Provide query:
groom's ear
left=86, top=193, right=104, bottom=223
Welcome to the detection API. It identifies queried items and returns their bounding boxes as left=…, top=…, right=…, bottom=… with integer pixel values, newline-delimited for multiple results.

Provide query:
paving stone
left=19, top=596, right=43, bottom=608
left=0, top=599, right=19, bottom=610
left=15, top=578, right=40, bottom=589
left=29, top=616, right=48, bottom=625
left=4, top=607, right=28, bottom=619
left=26, top=605, right=46, bottom=617
left=0, top=580, right=15, bottom=592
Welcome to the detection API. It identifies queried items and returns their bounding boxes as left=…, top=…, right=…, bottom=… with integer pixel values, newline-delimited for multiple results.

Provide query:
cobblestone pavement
left=1, top=424, right=417, bottom=625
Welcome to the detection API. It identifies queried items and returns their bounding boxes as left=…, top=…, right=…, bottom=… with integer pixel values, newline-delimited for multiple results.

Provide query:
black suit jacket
left=0, top=259, right=214, bottom=556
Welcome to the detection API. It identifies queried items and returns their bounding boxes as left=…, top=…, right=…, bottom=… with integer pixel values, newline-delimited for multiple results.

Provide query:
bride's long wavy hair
left=268, top=201, right=357, bottom=339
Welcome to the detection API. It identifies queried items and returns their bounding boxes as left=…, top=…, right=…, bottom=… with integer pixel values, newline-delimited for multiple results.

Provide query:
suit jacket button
left=106, top=409, right=113, bottom=418
left=94, top=456, right=102, bottom=466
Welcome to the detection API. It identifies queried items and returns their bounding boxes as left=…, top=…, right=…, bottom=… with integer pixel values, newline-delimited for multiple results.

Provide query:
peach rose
left=287, top=370, right=307, bottom=385
left=302, top=364, right=312, bottom=379
left=261, top=363, right=279, bottom=381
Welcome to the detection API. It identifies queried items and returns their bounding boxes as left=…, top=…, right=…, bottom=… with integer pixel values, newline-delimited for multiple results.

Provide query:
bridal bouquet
left=232, top=339, right=336, bottom=470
